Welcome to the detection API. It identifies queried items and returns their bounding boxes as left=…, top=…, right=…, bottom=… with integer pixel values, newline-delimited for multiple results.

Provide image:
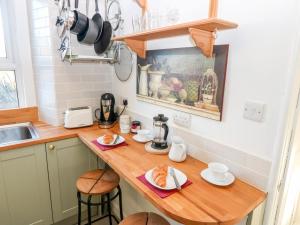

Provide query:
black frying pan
left=94, top=21, right=112, bottom=54
left=92, top=0, right=103, bottom=41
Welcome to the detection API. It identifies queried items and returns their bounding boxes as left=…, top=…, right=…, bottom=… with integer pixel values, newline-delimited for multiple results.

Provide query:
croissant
left=152, top=165, right=168, bottom=188
left=103, top=134, right=114, bottom=144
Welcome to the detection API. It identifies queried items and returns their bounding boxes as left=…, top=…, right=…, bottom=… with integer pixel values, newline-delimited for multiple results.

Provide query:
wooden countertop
left=0, top=121, right=266, bottom=225
left=78, top=126, right=267, bottom=225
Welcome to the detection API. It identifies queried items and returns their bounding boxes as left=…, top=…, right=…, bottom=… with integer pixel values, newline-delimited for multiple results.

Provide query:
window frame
left=0, top=0, right=15, bottom=71
left=0, top=0, right=37, bottom=108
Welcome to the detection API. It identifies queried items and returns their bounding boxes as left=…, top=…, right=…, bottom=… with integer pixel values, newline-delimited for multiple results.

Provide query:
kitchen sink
left=0, top=122, right=39, bottom=146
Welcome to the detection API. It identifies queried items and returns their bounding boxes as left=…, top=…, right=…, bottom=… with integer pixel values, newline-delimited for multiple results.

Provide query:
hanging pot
left=92, top=0, right=104, bottom=41
left=77, top=0, right=100, bottom=45
left=70, top=0, right=88, bottom=35
left=94, top=21, right=112, bottom=54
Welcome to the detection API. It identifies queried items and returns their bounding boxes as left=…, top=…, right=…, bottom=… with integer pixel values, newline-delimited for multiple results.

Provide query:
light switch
left=243, top=101, right=265, bottom=122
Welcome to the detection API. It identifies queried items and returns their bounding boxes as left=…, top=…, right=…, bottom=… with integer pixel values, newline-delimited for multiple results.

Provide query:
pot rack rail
left=113, top=0, right=238, bottom=58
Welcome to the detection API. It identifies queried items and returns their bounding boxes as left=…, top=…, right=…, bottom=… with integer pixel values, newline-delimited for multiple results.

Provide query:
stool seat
left=76, top=169, right=120, bottom=195
left=119, top=212, right=170, bottom=225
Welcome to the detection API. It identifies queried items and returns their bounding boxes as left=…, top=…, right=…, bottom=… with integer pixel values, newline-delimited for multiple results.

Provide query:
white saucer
left=200, top=168, right=235, bottom=186
left=132, top=135, right=152, bottom=143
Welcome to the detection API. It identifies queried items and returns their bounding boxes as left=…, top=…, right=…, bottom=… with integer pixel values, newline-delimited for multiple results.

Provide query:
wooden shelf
left=113, top=18, right=238, bottom=58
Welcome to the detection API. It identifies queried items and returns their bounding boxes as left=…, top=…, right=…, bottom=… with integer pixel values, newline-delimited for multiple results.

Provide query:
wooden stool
left=119, top=212, right=170, bottom=225
left=76, top=169, right=123, bottom=225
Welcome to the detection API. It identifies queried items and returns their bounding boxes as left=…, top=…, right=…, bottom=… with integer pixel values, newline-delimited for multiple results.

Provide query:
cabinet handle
left=48, top=145, right=55, bottom=151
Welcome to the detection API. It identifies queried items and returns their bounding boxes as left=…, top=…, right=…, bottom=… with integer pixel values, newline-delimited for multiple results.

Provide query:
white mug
left=137, top=129, right=151, bottom=140
left=168, top=136, right=187, bottom=162
left=208, top=162, right=229, bottom=181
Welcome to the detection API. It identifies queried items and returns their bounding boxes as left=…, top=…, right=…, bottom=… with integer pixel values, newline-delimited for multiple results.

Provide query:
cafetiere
left=151, top=114, right=169, bottom=149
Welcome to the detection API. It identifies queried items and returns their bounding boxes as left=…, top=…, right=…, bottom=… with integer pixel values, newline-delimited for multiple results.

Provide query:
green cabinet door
left=0, top=145, right=53, bottom=225
left=46, top=138, right=97, bottom=223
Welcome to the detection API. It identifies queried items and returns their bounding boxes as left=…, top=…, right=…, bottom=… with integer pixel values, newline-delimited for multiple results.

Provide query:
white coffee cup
left=136, top=129, right=151, bottom=140
left=208, top=162, right=229, bottom=181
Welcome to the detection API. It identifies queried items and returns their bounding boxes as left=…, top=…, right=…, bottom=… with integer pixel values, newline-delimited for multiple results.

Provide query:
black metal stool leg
left=107, top=193, right=113, bottom=225
left=101, top=195, right=105, bottom=215
left=118, top=186, right=124, bottom=220
left=77, top=192, right=82, bottom=225
left=87, top=195, right=92, bottom=225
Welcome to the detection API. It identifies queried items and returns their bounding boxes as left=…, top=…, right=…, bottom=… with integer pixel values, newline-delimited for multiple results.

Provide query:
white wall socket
left=243, top=101, right=265, bottom=122
left=173, top=112, right=192, bottom=128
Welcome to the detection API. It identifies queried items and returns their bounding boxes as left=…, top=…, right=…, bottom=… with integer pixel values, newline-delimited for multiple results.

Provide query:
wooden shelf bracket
left=134, top=0, right=147, bottom=14
left=189, top=28, right=215, bottom=57
left=124, top=39, right=146, bottom=58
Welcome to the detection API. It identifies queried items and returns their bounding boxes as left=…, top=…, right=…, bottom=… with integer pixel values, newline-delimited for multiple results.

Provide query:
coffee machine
left=95, top=93, right=117, bottom=128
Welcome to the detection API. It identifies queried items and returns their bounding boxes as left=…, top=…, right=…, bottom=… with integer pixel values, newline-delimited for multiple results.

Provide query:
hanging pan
left=94, top=21, right=112, bottom=54
left=70, top=0, right=88, bottom=35
left=77, top=0, right=101, bottom=45
left=92, top=0, right=104, bottom=41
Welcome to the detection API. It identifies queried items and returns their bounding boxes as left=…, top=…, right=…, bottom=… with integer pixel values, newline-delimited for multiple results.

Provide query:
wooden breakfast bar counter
left=78, top=126, right=267, bottom=225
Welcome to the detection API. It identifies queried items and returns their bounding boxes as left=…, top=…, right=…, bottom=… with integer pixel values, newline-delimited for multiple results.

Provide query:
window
left=0, top=2, right=19, bottom=109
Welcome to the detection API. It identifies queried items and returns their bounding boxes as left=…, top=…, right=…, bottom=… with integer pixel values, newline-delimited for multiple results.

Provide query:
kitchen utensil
left=145, top=167, right=187, bottom=190
left=77, top=0, right=100, bottom=45
left=64, top=106, right=93, bottom=128
left=151, top=114, right=169, bottom=150
left=107, top=0, right=122, bottom=31
left=208, top=162, right=229, bottom=181
left=200, top=168, right=235, bottom=186
left=56, top=0, right=68, bottom=38
left=168, top=136, right=187, bottom=162
left=138, top=64, right=151, bottom=95
left=70, top=0, right=89, bottom=35
left=94, top=21, right=112, bottom=54
left=169, top=167, right=181, bottom=190
left=114, top=44, right=133, bottom=82
left=58, top=34, right=70, bottom=60
left=113, top=134, right=120, bottom=145
left=95, top=93, right=117, bottom=128
left=97, top=134, right=125, bottom=146
left=92, top=0, right=104, bottom=41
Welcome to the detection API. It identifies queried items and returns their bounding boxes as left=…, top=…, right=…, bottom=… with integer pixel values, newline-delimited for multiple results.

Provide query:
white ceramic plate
left=97, top=135, right=125, bottom=146
left=132, top=134, right=152, bottom=143
left=145, top=167, right=187, bottom=190
left=200, top=168, right=235, bottom=186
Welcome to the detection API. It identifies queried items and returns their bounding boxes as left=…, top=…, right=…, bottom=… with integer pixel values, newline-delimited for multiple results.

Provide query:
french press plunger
left=151, top=114, right=169, bottom=150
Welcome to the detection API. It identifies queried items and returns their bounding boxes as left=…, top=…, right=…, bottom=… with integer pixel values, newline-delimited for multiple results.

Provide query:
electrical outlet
left=173, top=112, right=191, bottom=128
left=243, top=101, right=265, bottom=122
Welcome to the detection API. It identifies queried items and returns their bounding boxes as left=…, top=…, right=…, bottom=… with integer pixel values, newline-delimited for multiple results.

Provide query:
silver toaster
left=64, top=106, right=93, bottom=128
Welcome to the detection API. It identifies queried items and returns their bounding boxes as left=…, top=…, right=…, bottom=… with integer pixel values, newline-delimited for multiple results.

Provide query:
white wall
left=114, top=0, right=299, bottom=161
left=112, top=0, right=300, bottom=224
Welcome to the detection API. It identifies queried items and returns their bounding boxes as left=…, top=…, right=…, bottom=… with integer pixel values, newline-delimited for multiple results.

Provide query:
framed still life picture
left=136, top=45, right=229, bottom=121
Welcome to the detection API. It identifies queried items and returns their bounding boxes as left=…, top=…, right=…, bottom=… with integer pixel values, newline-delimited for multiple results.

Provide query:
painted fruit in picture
left=136, top=45, right=229, bottom=121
